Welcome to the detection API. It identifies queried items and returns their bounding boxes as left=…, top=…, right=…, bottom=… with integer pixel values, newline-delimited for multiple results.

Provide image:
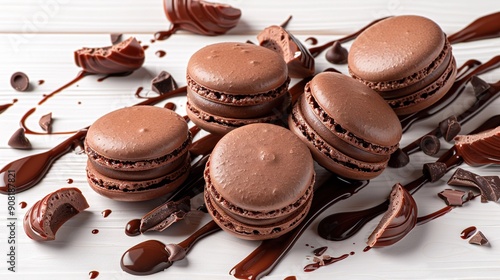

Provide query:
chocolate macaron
left=85, top=106, right=191, bottom=201
left=186, top=42, right=290, bottom=135
left=288, top=72, right=402, bottom=180
left=204, top=123, right=314, bottom=240
left=348, top=15, right=457, bottom=115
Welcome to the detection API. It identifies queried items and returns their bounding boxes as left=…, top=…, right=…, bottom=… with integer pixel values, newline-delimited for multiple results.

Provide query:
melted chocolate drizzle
left=38, top=71, right=91, bottom=105
left=0, top=99, right=17, bottom=115
left=448, top=12, right=500, bottom=44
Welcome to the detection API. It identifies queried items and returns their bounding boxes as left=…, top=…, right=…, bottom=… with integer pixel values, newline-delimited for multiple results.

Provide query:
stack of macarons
left=186, top=42, right=291, bottom=135
left=204, top=123, right=315, bottom=240
left=348, top=15, right=457, bottom=115
left=85, top=106, right=191, bottom=201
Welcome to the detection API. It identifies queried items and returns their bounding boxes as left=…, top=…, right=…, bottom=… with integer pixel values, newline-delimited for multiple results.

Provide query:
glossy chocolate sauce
left=101, top=209, right=112, bottom=218
left=284, top=276, right=297, bottom=280
left=415, top=206, right=453, bottom=226
left=317, top=115, right=500, bottom=242
left=303, top=253, right=349, bottom=272
left=92, top=229, right=99, bottom=234
left=67, top=178, right=73, bottom=184
left=89, top=270, right=99, bottom=279
left=231, top=175, right=368, bottom=280
left=38, top=71, right=91, bottom=105
left=0, top=99, right=17, bottom=115
left=305, top=37, right=318, bottom=45
left=96, top=71, right=133, bottom=82
left=155, top=50, right=166, bottom=58
left=134, top=87, right=144, bottom=98
left=164, top=102, right=176, bottom=110
left=448, top=12, right=500, bottom=44
left=19, top=201, right=27, bottom=209
left=38, top=80, right=45, bottom=85
left=456, top=59, right=482, bottom=80
left=125, top=219, right=141, bottom=237
left=461, top=226, right=477, bottom=239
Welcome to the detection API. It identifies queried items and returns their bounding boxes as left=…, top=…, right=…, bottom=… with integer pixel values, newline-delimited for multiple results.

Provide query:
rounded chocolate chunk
left=10, top=72, right=30, bottom=92
left=420, top=135, right=441, bottom=156
left=326, top=41, right=348, bottom=64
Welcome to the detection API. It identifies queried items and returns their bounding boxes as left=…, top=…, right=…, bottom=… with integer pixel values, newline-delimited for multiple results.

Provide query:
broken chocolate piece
left=39, top=112, right=53, bottom=133
left=447, top=168, right=500, bottom=202
left=151, top=71, right=178, bottom=95
left=8, top=128, right=32, bottom=150
left=470, top=75, right=491, bottom=97
left=23, top=187, right=89, bottom=241
left=140, top=196, right=191, bottom=233
left=420, top=135, right=441, bottom=156
left=366, top=183, right=418, bottom=247
left=454, top=126, right=500, bottom=166
left=10, top=72, right=30, bottom=92
left=325, top=41, right=348, bottom=64
left=423, top=162, right=447, bottom=183
left=439, top=115, right=462, bottom=142
left=257, top=25, right=315, bottom=78
left=469, top=231, right=489, bottom=246
left=388, top=148, right=410, bottom=168
left=438, top=189, right=467, bottom=206
left=110, top=33, right=123, bottom=44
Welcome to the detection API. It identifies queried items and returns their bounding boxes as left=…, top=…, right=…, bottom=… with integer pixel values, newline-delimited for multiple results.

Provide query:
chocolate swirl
left=455, top=126, right=500, bottom=166
left=74, top=37, right=145, bottom=74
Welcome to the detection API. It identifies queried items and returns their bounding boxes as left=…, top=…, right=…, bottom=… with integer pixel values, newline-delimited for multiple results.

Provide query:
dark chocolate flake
left=469, top=231, right=489, bottom=246
left=470, top=75, right=491, bottom=97
left=420, top=135, right=441, bottom=156
left=448, top=168, right=500, bottom=203
left=423, top=162, right=447, bottom=182
left=326, top=41, right=348, bottom=65
left=151, top=71, right=178, bottom=95
left=10, top=72, right=30, bottom=92
left=140, top=196, right=191, bottom=233
left=8, top=128, right=32, bottom=150
left=439, top=115, right=461, bottom=142
left=39, top=112, right=52, bottom=133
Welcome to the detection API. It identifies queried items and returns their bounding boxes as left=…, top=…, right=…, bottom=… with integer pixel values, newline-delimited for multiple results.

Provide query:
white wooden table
left=1, top=1, right=500, bottom=279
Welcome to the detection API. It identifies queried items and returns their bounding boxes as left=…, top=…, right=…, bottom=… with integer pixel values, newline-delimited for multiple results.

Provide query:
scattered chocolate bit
left=325, top=41, right=348, bottom=64
left=8, top=128, right=32, bottom=150
left=110, top=33, right=122, bottom=44
left=155, top=50, right=167, bottom=58
left=454, top=126, right=500, bottom=166
left=140, top=196, right=191, bottom=233
left=469, top=231, right=489, bottom=246
left=10, top=72, right=30, bottom=92
left=67, top=178, right=73, bottom=184
left=423, top=162, right=447, bottom=182
left=312, top=246, right=327, bottom=256
left=101, top=209, right=112, bottom=218
left=38, top=80, right=45, bottom=85
left=448, top=168, right=500, bottom=202
left=39, top=112, right=53, bottom=133
left=89, top=270, right=99, bottom=279
left=388, top=148, right=410, bottom=168
left=164, top=102, right=176, bottom=110
left=438, top=189, right=468, bottom=206
left=470, top=75, right=491, bottom=96
left=245, top=40, right=255, bottom=45
left=92, top=229, right=99, bottom=234
left=366, top=183, right=418, bottom=247
left=420, top=135, right=441, bottom=156
left=151, top=71, right=178, bottom=95
left=439, top=115, right=461, bottom=142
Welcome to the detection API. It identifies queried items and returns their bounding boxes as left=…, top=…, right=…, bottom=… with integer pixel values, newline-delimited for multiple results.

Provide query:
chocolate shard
left=447, top=168, right=500, bottom=203
left=8, top=128, right=32, bottom=150
left=468, top=231, right=489, bottom=246
left=39, top=112, right=53, bottom=133
left=151, top=71, right=178, bottom=95
left=325, top=41, right=348, bottom=65
left=388, top=148, right=410, bottom=168
left=420, top=135, right=441, bottom=156
left=367, top=183, right=418, bottom=247
left=140, top=196, right=191, bottom=233
left=110, top=33, right=123, bottom=45
left=454, top=126, right=500, bottom=166
left=257, top=25, right=315, bottom=78
left=10, top=72, right=30, bottom=92
left=423, top=162, right=447, bottom=183
left=470, top=75, right=491, bottom=97
left=439, top=115, right=461, bottom=142
left=437, top=189, right=467, bottom=206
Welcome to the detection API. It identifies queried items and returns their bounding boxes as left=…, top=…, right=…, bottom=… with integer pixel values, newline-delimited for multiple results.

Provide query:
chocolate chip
left=325, top=41, right=348, bottom=64
left=423, top=162, right=447, bottom=182
left=10, top=72, right=30, bottom=92
left=439, top=115, right=461, bottom=142
left=39, top=112, right=52, bottom=133
left=140, top=196, right=191, bottom=233
left=388, top=148, right=410, bottom=168
left=437, top=189, right=467, bottom=206
left=468, top=231, right=489, bottom=246
left=470, top=75, right=491, bottom=97
left=151, top=71, right=178, bottom=95
left=8, top=128, right=32, bottom=150
left=420, top=135, right=440, bottom=156
left=110, top=33, right=123, bottom=45
left=447, top=168, right=500, bottom=203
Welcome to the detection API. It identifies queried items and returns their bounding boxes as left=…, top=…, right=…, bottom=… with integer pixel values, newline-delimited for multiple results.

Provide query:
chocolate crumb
left=388, top=148, right=410, bottom=168
left=469, top=231, right=489, bottom=246
left=110, top=33, right=123, bottom=44
left=151, top=71, right=178, bottom=95
left=438, top=189, right=467, bottom=206
left=423, top=162, right=447, bottom=182
left=10, top=72, right=30, bottom=92
left=439, top=115, right=461, bottom=142
left=470, top=75, right=491, bottom=97
left=325, top=41, right=348, bottom=64
left=447, top=168, right=500, bottom=203
left=420, top=135, right=441, bottom=156
left=39, top=112, right=52, bottom=133
left=8, top=128, right=32, bottom=150
left=140, top=196, right=191, bottom=232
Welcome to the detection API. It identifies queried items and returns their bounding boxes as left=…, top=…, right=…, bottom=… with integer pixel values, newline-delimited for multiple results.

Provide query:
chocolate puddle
left=231, top=175, right=368, bottom=280
left=317, top=115, right=500, bottom=241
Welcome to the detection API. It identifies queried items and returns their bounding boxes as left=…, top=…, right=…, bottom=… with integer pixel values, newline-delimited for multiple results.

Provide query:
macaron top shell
left=308, top=72, right=402, bottom=148
left=187, top=42, right=288, bottom=95
left=348, top=15, right=445, bottom=82
left=209, top=123, right=314, bottom=211
left=86, top=106, right=189, bottom=161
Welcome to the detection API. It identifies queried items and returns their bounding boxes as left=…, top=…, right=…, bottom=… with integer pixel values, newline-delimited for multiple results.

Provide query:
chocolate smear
left=454, top=126, right=500, bottom=166
left=325, top=41, right=348, bottom=64
left=439, top=115, right=461, bottom=142
left=448, top=168, right=500, bottom=202
left=8, top=128, right=32, bottom=150
left=420, top=135, right=440, bottom=156
left=438, top=189, right=469, bottom=206
left=10, top=72, right=30, bottom=92
left=423, top=162, right=447, bottom=183
left=151, top=71, right=178, bottom=95
left=470, top=75, right=491, bottom=96
left=469, top=231, right=489, bottom=246
left=140, top=196, right=191, bottom=233
left=110, top=33, right=122, bottom=44
left=39, top=112, right=53, bottom=133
